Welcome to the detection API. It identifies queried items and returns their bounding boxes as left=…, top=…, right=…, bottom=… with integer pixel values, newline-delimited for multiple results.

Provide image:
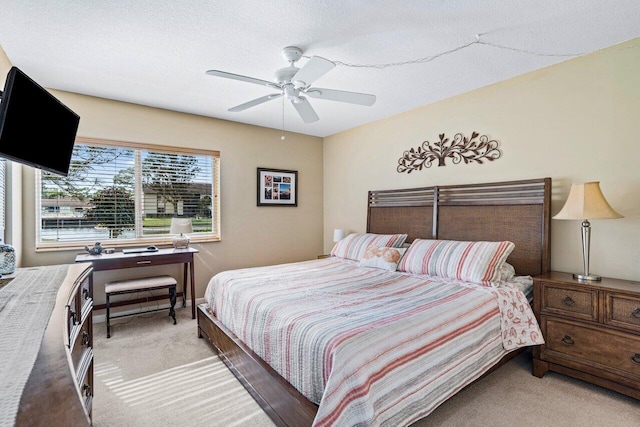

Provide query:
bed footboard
left=197, top=304, right=318, bottom=427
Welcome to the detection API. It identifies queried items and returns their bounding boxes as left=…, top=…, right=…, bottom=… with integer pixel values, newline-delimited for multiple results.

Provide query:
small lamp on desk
left=553, top=182, right=623, bottom=281
left=170, top=218, right=193, bottom=249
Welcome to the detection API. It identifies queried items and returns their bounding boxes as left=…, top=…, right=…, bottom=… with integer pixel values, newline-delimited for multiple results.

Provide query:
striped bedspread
left=205, top=257, right=543, bottom=426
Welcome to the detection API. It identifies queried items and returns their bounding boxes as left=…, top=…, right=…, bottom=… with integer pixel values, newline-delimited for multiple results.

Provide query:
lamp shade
left=553, top=182, right=623, bottom=220
left=553, top=181, right=622, bottom=281
left=170, top=218, right=193, bottom=249
left=170, top=217, right=193, bottom=235
left=333, top=229, right=346, bottom=243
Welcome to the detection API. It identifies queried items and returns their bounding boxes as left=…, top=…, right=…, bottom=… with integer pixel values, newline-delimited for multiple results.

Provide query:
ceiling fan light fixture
left=283, top=84, right=297, bottom=99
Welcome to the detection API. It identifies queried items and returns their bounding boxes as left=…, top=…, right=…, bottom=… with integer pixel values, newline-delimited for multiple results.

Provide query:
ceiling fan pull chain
left=281, top=95, right=285, bottom=140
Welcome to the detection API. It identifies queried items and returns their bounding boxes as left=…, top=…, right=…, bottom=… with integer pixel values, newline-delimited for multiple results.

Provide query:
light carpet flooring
left=92, top=307, right=639, bottom=427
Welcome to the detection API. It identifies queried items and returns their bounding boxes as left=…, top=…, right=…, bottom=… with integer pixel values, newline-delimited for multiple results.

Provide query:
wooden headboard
left=367, top=178, right=551, bottom=277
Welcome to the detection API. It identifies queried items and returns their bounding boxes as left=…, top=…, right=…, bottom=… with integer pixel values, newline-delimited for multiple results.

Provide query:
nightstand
left=532, top=271, right=640, bottom=399
left=317, top=254, right=331, bottom=259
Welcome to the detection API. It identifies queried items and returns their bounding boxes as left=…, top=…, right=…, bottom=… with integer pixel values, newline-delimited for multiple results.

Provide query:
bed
left=197, top=178, right=551, bottom=427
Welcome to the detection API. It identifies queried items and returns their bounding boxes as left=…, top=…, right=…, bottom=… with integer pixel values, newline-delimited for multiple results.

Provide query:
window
left=36, top=137, right=220, bottom=250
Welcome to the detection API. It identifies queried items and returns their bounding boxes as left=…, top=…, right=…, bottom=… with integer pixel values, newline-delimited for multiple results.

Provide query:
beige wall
left=324, top=38, right=640, bottom=282
left=0, top=47, right=323, bottom=303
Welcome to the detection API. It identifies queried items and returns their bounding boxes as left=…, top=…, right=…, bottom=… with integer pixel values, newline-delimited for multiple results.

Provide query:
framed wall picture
left=257, top=168, right=298, bottom=206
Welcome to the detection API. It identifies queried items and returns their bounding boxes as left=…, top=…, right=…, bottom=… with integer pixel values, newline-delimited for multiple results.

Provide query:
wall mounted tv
left=0, top=66, right=80, bottom=176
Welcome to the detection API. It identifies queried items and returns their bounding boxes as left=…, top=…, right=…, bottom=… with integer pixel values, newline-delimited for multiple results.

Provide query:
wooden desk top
left=75, top=246, right=198, bottom=262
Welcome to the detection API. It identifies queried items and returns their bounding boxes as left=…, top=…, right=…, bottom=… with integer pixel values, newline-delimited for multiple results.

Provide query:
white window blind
left=36, top=138, right=220, bottom=249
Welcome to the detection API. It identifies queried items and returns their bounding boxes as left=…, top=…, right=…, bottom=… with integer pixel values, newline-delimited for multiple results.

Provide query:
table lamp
left=170, top=218, right=193, bottom=249
left=333, top=229, right=346, bottom=243
left=553, top=182, right=623, bottom=281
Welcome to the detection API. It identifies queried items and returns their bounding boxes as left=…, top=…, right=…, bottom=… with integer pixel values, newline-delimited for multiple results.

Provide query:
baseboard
left=93, top=297, right=206, bottom=323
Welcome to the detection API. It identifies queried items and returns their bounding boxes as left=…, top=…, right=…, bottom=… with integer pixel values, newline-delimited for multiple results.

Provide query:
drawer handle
left=83, top=288, right=89, bottom=300
left=82, top=331, right=90, bottom=346
left=70, top=309, right=78, bottom=325
left=632, top=354, right=640, bottom=365
left=562, top=296, right=576, bottom=307
left=136, top=260, right=152, bottom=265
left=561, top=334, right=575, bottom=346
left=631, top=308, right=640, bottom=319
left=83, top=383, right=92, bottom=397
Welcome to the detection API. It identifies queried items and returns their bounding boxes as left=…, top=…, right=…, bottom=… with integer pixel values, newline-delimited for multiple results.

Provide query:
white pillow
left=358, top=246, right=406, bottom=271
left=500, top=262, right=516, bottom=282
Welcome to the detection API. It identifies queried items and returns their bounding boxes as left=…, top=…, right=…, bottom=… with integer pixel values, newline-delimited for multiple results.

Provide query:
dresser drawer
left=604, top=292, right=640, bottom=334
left=69, top=319, right=92, bottom=368
left=79, top=358, right=94, bottom=417
left=539, top=282, right=597, bottom=321
left=66, top=301, right=80, bottom=344
left=544, top=318, right=640, bottom=378
left=80, top=274, right=92, bottom=304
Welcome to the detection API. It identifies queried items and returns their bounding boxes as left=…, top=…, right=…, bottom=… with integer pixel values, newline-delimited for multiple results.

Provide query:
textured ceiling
left=1, top=1, right=639, bottom=138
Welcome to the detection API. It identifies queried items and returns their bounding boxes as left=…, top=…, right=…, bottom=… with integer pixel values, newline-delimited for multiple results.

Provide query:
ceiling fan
left=206, top=46, right=376, bottom=123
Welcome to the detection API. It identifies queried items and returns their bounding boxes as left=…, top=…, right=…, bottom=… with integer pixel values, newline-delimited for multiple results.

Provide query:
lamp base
left=573, top=273, right=601, bottom=282
left=172, top=234, right=190, bottom=249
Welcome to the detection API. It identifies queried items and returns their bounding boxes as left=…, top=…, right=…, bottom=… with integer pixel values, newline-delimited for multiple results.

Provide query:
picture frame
left=257, top=168, right=298, bottom=207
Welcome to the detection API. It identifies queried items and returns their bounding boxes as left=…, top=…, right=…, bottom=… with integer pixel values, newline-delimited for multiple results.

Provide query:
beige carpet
left=93, top=307, right=639, bottom=427
left=92, top=307, right=275, bottom=427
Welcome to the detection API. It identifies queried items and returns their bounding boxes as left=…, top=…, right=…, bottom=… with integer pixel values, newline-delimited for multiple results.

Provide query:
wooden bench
left=105, top=275, right=177, bottom=338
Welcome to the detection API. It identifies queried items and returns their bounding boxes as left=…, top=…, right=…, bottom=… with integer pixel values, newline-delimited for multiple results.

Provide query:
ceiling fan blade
left=206, top=70, right=280, bottom=89
left=291, top=56, right=335, bottom=87
left=228, top=93, right=283, bottom=112
left=291, top=97, right=319, bottom=123
left=305, top=88, right=376, bottom=106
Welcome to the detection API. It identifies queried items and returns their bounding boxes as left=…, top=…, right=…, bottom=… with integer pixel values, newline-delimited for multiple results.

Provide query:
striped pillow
left=398, top=239, right=515, bottom=287
left=331, top=233, right=408, bottom=261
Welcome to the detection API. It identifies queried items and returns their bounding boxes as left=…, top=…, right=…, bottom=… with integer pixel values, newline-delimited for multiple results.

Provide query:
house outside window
left=35, top=137, right=220, bottom=250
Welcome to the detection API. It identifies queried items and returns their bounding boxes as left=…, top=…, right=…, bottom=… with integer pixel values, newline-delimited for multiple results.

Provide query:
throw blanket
left=205, top=258, right=543, bottom=426
left=0, top=265, right=71, bottom=426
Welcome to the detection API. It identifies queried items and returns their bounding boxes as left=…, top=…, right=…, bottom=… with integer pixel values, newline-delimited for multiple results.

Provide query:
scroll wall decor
left=397, top=132, right=502, bottom=173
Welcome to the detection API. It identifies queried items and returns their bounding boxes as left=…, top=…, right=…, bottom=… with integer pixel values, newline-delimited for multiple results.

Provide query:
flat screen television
left=0, top=66, right=80, bottom=176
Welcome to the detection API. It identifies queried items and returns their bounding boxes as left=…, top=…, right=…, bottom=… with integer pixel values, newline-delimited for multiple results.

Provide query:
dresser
left=14, top=263, right=94, bottom=426
left=532, top=271, right=640, bottom=399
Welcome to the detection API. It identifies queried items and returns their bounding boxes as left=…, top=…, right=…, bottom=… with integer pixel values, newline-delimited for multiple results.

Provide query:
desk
left=75, top=247, right=199, bottom=319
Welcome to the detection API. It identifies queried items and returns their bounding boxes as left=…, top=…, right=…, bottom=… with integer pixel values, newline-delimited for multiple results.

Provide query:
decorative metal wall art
left=397, top=132, right=502, bottom=173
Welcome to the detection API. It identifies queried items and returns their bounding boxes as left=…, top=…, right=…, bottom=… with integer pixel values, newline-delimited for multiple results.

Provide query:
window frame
left=35, top=137, right=220, bottom=251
